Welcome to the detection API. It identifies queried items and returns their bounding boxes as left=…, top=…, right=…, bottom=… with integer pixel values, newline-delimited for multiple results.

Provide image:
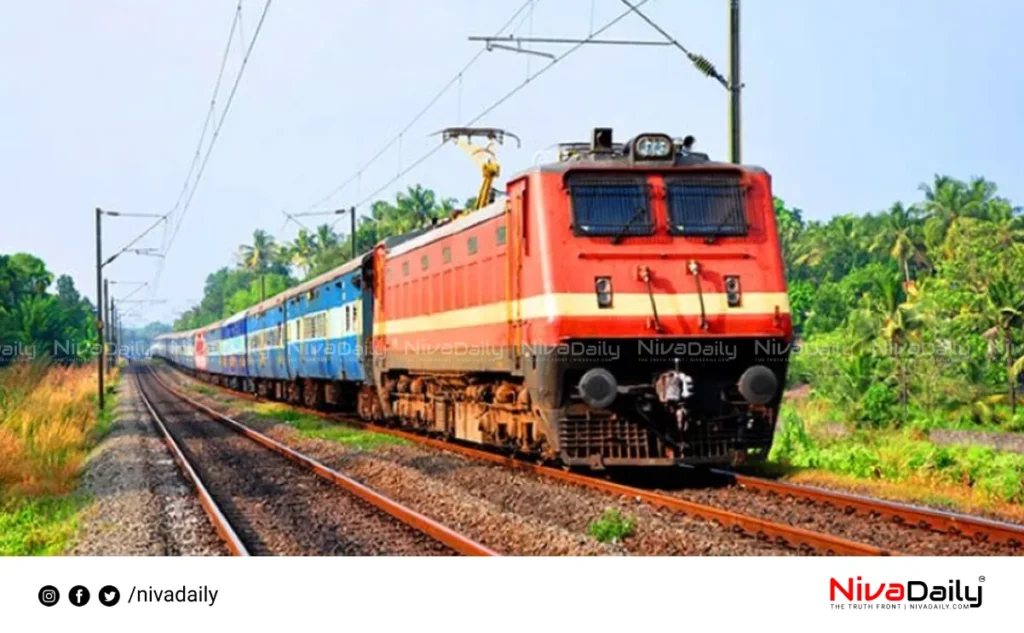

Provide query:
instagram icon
left=38, top=586, right=59, bottom=607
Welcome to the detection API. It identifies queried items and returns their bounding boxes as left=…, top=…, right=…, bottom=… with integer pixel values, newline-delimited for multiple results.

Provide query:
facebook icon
left=69, top=585, right=90, bottom=607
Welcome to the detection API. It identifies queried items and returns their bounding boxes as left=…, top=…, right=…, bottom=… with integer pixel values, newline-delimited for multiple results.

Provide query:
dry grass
left=0, top=362, right=116, bottom=496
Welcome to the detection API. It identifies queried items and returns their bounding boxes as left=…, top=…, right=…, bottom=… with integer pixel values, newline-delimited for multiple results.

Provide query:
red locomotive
left=365, top=128, right=791, bottom=468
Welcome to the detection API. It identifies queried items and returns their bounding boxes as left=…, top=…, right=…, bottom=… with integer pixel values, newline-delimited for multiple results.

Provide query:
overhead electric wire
left=332, top=0, right=651, bottom=227
left=160, top=2, right=243, bottom=258
left=163, top=0, right=274, bottom=255
left=301, top=0, right=538, bottom=217
left=619, top=0, right=729, bottom=88
left=150, top=0, right=273, bottom=299
left=103, top=216, right=167, bottom=267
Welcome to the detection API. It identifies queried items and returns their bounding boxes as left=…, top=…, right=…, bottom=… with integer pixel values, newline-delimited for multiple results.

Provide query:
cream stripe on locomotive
left=379, top=292, right=791, bottom=336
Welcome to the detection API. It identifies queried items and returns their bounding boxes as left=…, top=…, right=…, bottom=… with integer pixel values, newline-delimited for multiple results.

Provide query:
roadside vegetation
left=770, top=175, right=1024, bottom=509
left=587, top=508, right=636, bottom=544
left=252, top=401, right=408, bottom=451
left=1, top=253, right=97, bottom=366
left=0, top=363, right=117, bottom=555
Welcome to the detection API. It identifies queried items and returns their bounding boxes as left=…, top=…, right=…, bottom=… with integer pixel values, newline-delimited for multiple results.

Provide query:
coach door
left=506, top=183, right=526, bottom=371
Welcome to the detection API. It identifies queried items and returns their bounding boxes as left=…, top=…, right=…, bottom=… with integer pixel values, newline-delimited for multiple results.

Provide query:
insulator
left=690, top=54, right=718, bottom=77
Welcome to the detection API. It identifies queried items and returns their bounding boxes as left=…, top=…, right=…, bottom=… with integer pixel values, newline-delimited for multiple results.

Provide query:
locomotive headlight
left=724, top=275, right=741, bottom=307
left=633, top=134, right=673, bottom=159
left=595, top=276, right=613, bottom=308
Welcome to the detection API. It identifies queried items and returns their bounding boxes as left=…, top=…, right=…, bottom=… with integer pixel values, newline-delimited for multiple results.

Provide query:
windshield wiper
left=610, top=207, right=648, bottom=245
left=701, top=209, right=745, bottom=243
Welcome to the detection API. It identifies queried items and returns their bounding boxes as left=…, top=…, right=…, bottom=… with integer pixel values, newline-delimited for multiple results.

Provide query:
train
left=152, top=128, right=792, bottom=469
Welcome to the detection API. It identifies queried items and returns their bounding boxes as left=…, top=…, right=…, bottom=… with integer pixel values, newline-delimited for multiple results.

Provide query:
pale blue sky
left=1, top=0, right=1021, bottom=325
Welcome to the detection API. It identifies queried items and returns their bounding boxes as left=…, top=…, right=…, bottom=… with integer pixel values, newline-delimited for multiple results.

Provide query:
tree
left=870, top=202, right=923, bottom=284
left=0, top=254, right=94, bottom=364
left=237, top=230, right=285, bottom=301
left=287, top=229, right=317, bottom=278
left=859, top=272, right=924, bottom=411
left=237, top=230, right=281, bottom=273
left=985, top=275, right=1024, bottom=413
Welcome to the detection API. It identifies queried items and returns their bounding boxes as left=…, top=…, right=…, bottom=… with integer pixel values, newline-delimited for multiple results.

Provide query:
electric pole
left=104, top=278, right=111, bottom=373
left=729, top=0, right=741, bottom=164
left=473, top=1, right=741, bottom=162
left=93, top=207, right=165, bottom=408
left=95, top=208, right=104, bottom=408
left=350, top=206, right=357, bottom=258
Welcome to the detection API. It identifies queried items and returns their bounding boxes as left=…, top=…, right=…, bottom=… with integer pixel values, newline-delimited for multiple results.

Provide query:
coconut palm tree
left=860, top=272, right=924, bottom=410
left=315, top=224, right=339, bottom=252
left=918, top=175, right=999, bottom=256
left=237, top=230, right=278, bottom=273
left=287, top=229, right=318, bottom=279
left=237, top=230, right=281, bottom=301
left=869, top=202, right=923, bottom=285
left=985, top=275, right=1024, bottom=413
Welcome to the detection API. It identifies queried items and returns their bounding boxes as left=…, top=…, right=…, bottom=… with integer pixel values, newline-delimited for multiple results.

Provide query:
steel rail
left=134, top=372, right=250, bottom=556
left=144, top=368, right=498, bottom=557
left=710, top=468, right=1024, bottom=548
left=154, top=364, right=892, bottom=556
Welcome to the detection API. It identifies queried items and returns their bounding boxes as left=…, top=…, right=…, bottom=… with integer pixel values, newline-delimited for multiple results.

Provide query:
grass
left=0, top=362, right=118, bottom=555
left=0, top=494, right=88, bottom=556
left=191, top=384, right=217, bottom=397
left=252, top=401, right=408, bottom=451
left=587, top=508, right=636, bottom=543
left=767, top=400, right=1024, bottom=515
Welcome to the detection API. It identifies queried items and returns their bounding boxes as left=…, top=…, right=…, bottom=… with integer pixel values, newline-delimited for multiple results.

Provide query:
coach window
left=467, top=236, right=478, bottom=255
left=442, top=246, right=452, bottom=264
left=345, top=305, right=351, bottom=331
left=402, top=261, right=410, bottom=277
left=421, top=254, right=429, bottom=270
left=496, top=225, right=506, bottom=245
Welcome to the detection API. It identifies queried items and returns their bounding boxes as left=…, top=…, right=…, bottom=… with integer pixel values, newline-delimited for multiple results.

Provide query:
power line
left=161, top=2, right=243, bottom=255
left=164, top=0, right=274, bottom=255
left=151, top=0, right=273, bottom=300
left=619, top=0, right=730, bottom=89
left=333, top=0, right=652, bottom=225
left=301, top=0, right=538, bottom=217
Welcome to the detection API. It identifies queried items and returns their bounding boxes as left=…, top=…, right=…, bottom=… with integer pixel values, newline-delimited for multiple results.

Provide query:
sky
left=1, top=0, right=1022, bottom=326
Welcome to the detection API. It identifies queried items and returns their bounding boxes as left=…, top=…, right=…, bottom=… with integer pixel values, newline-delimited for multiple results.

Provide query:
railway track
left=152, top=362, right=950, bottom=557
left=704, top=468, right=1024, bottom=550
left=135, top=366, right=497, bottom=556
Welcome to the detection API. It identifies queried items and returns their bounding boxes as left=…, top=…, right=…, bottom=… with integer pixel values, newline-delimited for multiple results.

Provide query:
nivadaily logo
left=830, top=576, right=984, bottom=610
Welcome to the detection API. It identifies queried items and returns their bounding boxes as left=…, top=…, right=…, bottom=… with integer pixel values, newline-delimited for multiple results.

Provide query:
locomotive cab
left=511, top=128, right=792, bottom=468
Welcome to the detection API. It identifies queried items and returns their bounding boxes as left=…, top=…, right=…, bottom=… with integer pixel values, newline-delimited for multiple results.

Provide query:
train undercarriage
left=183, top=337, right=788, bottom=469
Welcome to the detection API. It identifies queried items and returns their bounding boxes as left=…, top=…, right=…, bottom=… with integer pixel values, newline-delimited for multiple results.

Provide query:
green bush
left=770, top=407, right=1024, bottom=503
left=858, top=382, right=900, bottom=427
left=587, top=508, right=636, bottom=544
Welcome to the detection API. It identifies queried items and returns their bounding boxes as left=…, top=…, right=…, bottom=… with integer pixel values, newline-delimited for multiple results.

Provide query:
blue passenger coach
left=214, top=310, right=248, bottom=380
left=285, top=255, right=371, bottom=384
left=152, top=253, right=375, bottom=409
left=246, top=294, right=289, bottom=385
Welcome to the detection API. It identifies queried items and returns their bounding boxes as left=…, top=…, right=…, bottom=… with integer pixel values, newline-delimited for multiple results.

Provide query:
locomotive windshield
left=568, top=175, right=652, bottom=238
left=665, top=173, right=747, bottom=237
left=568, top=172, right=748, bottom=239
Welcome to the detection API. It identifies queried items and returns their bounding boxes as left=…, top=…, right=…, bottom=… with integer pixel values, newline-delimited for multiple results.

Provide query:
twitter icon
left=99, top=586, right=120, bottom=607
